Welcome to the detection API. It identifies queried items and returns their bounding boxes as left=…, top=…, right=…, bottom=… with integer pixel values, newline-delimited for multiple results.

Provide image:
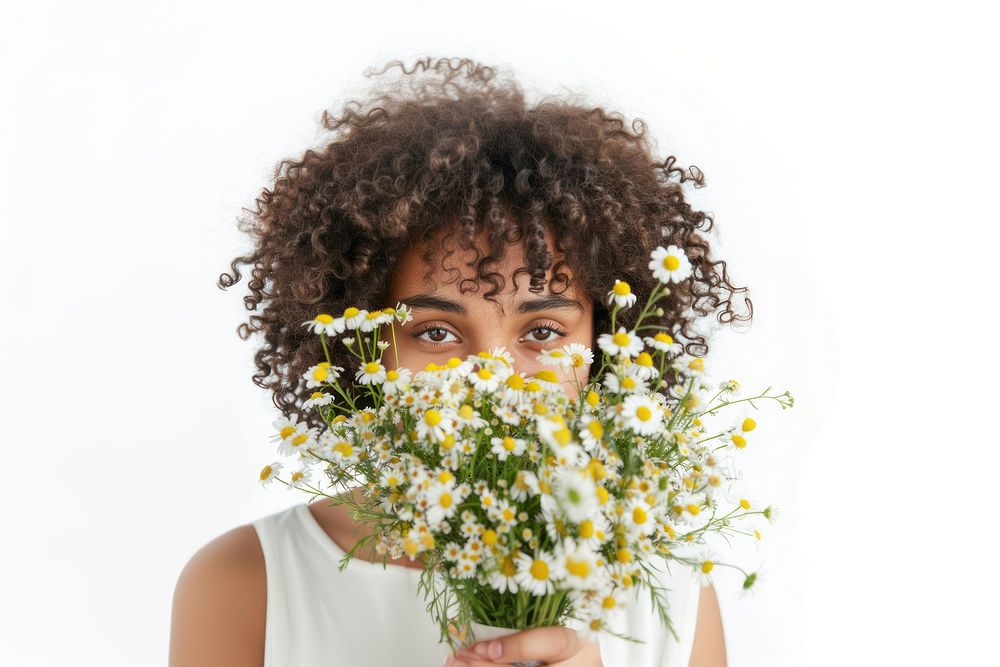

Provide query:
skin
left=169, top=226, right=726, bottom=666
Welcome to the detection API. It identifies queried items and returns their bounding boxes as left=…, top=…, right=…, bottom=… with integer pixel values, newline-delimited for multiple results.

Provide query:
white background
left=2, top=1, right=997, bottom=665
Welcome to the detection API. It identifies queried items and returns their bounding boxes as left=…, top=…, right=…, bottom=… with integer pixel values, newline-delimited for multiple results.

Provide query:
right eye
left=413, top=326, right=459, bottom=345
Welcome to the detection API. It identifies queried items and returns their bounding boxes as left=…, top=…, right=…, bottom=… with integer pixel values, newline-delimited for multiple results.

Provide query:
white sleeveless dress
left=251, top=502, right=702, bottom=666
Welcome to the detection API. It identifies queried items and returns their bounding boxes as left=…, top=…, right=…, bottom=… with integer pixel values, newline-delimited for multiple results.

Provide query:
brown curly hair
left=218, top=56, right=752, bottom=432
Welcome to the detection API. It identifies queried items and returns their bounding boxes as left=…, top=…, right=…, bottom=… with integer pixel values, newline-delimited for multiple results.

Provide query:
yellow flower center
left=612, top=332, right=631, bottom=347
left=633, top=507, right=648, bottom=524
left=740, top=498, right=751, bottom=510
left=280, top=426, right=296, bottom=439
left=364, top=361, right=380, bottom=374
left=315, top=313, right=334, bottom=324
left=534, top=370, right=559, bottom=384
left=259, top=465, right=273, bottom=480
left=500, top=556, right=517, bottom=577
left=424, top=409, right=442, bottom=426
left=334, top=441, right=353, bottom=457
left=602, top=596, right=616, bottom=609
left=312, top=367, right=328, bottom=381
left=482, top=529, right=498, bottom=546
left=503, top=437, right=517, bottom=451
left=586, top=390, right=600, bottom=407
left=506, top=375, right=525, bottom=390
left=663, top=255, right=680, bottom=271
left=477, top=368, right=493, bottom=380
left=438, top=492, right=453, bottom=508
left=530, top=559, right=550, bottom=580
left=459, top=404, right=474, bottom=419
left=613, top=280, right=631, bottom=296
left=386, top=370, right=399, bottom=381
left=447, top=357, right=463, bottom=368
left=343, top=307, right=360, bottom=318
left=566, top=558, right=590, bottom=578
left=615, top=548, right=632, bottom=563
left=742, top=417, right=757, bottom=432
left=636, top=352, right=654, bottom=367
left=732, top=434, right=747, bottom=448
left=635, top=406, right=652, bottom=421
left=701, top=560, right=714, bottom=573
left=654, top=332, right=674, bottom=344
left=578, top=520, right=594, bottom=539
left=588, top=420, right=604, bottom=439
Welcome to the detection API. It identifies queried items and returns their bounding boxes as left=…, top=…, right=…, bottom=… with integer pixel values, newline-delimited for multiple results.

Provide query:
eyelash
left=411, top=321, right=569, bottom=346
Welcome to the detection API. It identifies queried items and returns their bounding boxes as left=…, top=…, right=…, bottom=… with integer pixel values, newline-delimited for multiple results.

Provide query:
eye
left=412, top=325, right=459, bottom=346
left=522, top=321, right=569, bottom=345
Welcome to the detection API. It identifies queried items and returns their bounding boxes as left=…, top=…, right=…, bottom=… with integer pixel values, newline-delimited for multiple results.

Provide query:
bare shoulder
left=169, top=523, right=266, bottom=667
left=688, top=583, right=727, bottom=667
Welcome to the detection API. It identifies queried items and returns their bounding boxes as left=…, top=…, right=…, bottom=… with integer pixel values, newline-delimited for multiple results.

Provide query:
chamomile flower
left=514, top=549, right=558, bottom=596
left=597, top=327, right=644, bottom=359
left=624, top=497, right=657, bottom=536
left=551, top=538, right=606, bottom=590
left=648, top=245, right=693, bottom=284
left=602, top=367, right=650, bottom=394
left=553, top=469, right=600, bottom=523
left=630, top=352, right=659, bottom=381
left=621, top=394, right=664, bottom=436
left=287, top=465, right=313, bottom=491
left=303, top=362, right=344, bottom=389
left=415, top=407, right=456, bottom=443
left=358, top=308, right=393, bottom=332
left=671, top=353, right=707, bottom=380
left=643, top=331, right=683, bottom=355
left=393, top=302, right=413, bottom=325
left=355, top=359, right=387, bottom=385
left=487, top=345, right=515, bottom=368
left=454, top=403, right=488, bottom=430
left=425, top=481, right=465, bottom=525
left=270, top=413, right=303, bottom=448
left=562, top=343, right=595, bottom=369
left=469, top=365, right=503, bottom=393
left=510, top=470, right=540, bottom=501
left=578, top=414, right=606, bottom=452
left=490, top=435, right=528, bottom=461
left=693, top=553, right=716, bottom=586
left=277, top=423, right=317, bottom=458
left=607, top=279, right=637, bottom=309
left=302, top=390, right=335, bottom=410
left=258, top=461, right=283, bottom=486
left=537, top=347, right=572, bottom=368
left=487, top=553, right=520, bottom=594
left=339, top=306, right=368, bottom=331
left=302, top=313, right=342, bottom=336
left=380, top=367, right=412, bottom=395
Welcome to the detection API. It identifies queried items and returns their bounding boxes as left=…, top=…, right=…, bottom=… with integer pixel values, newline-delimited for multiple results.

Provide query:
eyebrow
left=396, top=293, right=585, bottom=316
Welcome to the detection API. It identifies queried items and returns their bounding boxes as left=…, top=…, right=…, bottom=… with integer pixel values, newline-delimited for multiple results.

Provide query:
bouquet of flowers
left=258, top=244, right=794, bottom=654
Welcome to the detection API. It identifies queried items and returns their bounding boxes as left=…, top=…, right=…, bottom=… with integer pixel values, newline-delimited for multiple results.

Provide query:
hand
left=444, top=625, right=603, bottom=666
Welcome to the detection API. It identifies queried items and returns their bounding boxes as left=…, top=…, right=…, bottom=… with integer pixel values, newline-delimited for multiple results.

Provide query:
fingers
left=456, top=625, right=585, bottom=664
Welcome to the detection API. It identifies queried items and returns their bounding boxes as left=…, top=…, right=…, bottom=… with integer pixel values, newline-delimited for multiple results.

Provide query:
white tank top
left=251, top=502, right=701, bottom=666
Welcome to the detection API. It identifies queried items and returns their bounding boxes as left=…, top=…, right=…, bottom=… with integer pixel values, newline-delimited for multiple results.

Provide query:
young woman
left=170, top=57, right=748, bottom=667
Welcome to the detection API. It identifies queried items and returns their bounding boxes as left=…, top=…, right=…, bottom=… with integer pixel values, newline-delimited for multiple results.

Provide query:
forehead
left=387, top=226, right=582, bottom=303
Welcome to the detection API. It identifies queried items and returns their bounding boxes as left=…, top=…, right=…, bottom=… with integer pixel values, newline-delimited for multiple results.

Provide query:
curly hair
left=218, top=56, right=752, bottom=431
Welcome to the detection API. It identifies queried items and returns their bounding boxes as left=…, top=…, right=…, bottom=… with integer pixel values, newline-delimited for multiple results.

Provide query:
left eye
left=523, top=325, right=567, bottom=344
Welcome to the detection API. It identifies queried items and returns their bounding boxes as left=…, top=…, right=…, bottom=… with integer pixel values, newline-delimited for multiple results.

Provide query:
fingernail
left=474, top=639, right=501, bottom=660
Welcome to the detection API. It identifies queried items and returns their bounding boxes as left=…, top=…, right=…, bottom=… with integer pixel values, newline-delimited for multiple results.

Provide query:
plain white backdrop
left=2, top=1, right=997, bottom=665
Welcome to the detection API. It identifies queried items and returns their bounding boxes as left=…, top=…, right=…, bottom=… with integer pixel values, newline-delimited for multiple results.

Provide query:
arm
left=688, top=583, right=727, bottom=667
left=169, top=525, right=267, bottom=667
